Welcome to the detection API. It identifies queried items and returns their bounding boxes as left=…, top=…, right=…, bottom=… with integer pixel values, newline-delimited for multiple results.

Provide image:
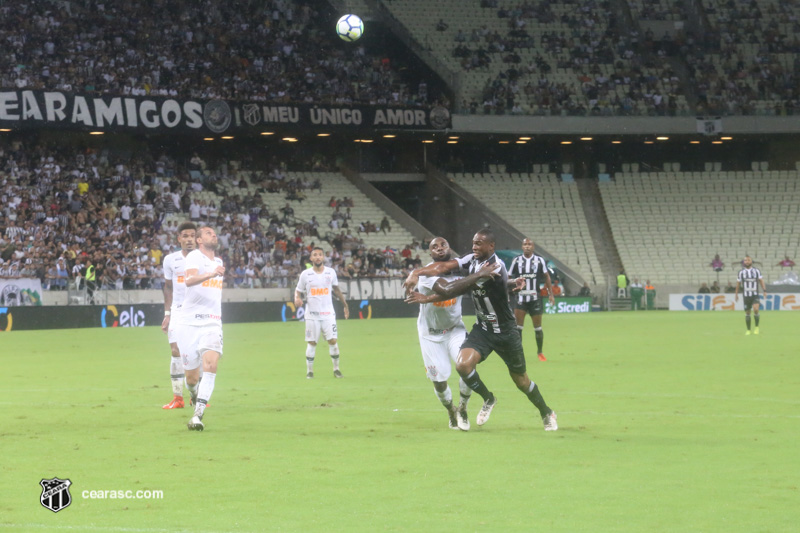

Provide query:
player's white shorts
left=168, top=323, right=179, bottom=345
left=419, top=324, right=466, bottom=382
left=178, top=324, right=224, bottom=371
left=305, top=317, right=337, bottom=342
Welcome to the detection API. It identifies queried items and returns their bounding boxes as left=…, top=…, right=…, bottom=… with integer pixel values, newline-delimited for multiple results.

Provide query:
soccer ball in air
left=336, top=14, right=364, bottom=42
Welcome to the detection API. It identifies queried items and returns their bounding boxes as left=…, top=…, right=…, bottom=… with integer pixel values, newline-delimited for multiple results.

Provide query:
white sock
left=329, top=343, right=340, bottom=371
left=435, top=386, right=453, bottom=408
left=306, top=344, right=316, bottom=373
left=170, top=357, right=184, bottom=397
left=458, top=379, right=472, bottom=407
left=195, top=372, right=216, bottom=417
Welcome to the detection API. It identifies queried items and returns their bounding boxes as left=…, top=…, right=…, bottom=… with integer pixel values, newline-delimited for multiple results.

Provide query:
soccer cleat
left=543, top=410, right=558, bottom=431
left=448, top=407, right=459, bottom=430
left=306, top=372, right=314, bottom=379
left=745, top=330, right=751, bottom=336
left=538, top=352, right=547, bottom=362
left=187, top=415, right=204, bottom=431
left=333, top=370, right=343, bottom=378
left=476, top=395, right=497, bottom=426
left=754, top=327, right=760, bottom=335
left=162, top=396, right=184, bottom=409
left=457, top=406, right=470, bottom=431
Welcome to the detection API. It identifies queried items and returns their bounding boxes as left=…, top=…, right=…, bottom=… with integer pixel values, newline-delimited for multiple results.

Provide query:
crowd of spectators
left=0, top=0, right=442, bottom=107
left=451, top=0, right=685, bottom=116
left=684, top=0, right=800, bottom=115
left=0, top=140, right=424, bottom=295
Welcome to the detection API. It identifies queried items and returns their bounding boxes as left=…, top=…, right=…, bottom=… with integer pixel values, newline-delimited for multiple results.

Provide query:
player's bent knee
left=307, top=341, right=317, bottom=346
left=327, top=339, right=337, bottom=346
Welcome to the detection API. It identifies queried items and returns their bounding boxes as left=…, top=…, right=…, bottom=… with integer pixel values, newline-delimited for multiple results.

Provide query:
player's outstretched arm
left=403, top=259, right=460, bottom=294
left=405, top=288, right=451, bottom=305
left=431, top=263, right=499, bottom=299
left=184, top=266, right=224, bottom=287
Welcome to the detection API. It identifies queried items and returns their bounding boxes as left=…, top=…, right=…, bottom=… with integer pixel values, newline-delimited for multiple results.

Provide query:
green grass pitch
left=2, top=311, right=799, bottom=532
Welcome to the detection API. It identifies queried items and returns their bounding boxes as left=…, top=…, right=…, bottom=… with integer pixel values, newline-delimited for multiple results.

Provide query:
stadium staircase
left=436, top=168, right=600, bottom=291
left=163, top=169, right=422, bottom=254
left=575, top=177, right=622, bottom=283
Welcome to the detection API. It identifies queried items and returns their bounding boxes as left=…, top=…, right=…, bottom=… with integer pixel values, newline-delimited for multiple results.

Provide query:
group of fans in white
left=159, top=222, right=557, bottom=433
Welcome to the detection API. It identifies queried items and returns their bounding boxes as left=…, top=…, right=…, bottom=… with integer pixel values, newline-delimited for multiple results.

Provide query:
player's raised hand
left=477, top=261, right=501, bottom=279
left=403, top=272, right=419, bottom=295
left=404, top=291, right=427, bottom=304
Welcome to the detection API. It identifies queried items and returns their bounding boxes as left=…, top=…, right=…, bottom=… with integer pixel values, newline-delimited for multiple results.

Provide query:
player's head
left=428, top=237, right=451, bottom=262
left=177, top=222, right=197, bottom=252
left=522, top=238, right=534, bottom=256
left=743, top=255, right=752, bottom=267
left=472, top=228, right=495, bottom=260
left=310, top=247, right=325, bottom=267
left=196, top=226, right=218, bottom=251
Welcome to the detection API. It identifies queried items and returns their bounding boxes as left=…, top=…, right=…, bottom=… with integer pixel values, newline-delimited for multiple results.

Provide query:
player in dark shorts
left=509, top=238, right=554, bottom=361
left=403, top=229, right=558, bottom=431
left=734, top=255, right=767, bottom=335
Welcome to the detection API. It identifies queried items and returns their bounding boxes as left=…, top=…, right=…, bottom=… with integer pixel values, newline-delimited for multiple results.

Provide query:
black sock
left=526, top=383, right=551, bottom=418
left=754, top=313, right=760, bottom=327
left=535, top=327, right=544, bottom=353
left=746, top=315, right=751, bottom=330
left=462, top=370, right=493, bottom=402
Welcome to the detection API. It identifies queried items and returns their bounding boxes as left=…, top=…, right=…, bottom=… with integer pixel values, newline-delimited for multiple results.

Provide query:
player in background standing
left=735, top=255, right=767, bottom=335
left=294, top=247, right=349, bottom=379
left=179, top=226, right=226, bottom=431
left=508, top=238, right=554, bottom=361
left=161, top=222, right=196, bottom=409
left=404, top=229, right=558, bottom=432
left=405, top=237, right=498, bottom=431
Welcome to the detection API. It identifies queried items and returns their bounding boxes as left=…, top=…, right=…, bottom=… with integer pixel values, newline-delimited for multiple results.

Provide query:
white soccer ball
left=336, top=14, right=364, bottom=42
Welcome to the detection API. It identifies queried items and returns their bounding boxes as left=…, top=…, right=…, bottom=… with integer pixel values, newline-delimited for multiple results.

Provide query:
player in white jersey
left=405, top=237, right=498, bottom=431
left=178, top=226, right=225, bottom=431
left=161, top=222, right=196, bottom=409
left=294, top=247, right=349, bottom=379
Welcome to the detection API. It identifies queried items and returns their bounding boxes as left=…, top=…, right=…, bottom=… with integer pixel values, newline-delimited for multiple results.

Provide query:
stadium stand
left=599, top=167, right=800, bottom=285
left=0, top=0, right=438, bottom=106
left=382, top=0, right=689, bottom=116
left=449, top=170, right=603, bottom=284
left=0, top=142, right=424, bottom=292
left=686, top=0, right=800, bottom=115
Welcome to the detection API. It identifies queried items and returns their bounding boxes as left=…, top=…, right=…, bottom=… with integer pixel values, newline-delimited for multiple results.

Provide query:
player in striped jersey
left=404, top=229, right=558, bottom=432
left=508, top=239, right=554, bottom=361
left=161, top=222, right=196, bottom=409
left=735, top=256, right=767, bottom=335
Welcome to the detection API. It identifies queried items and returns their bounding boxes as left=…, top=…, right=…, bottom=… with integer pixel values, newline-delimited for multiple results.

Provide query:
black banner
left=0, top=298, right=443, bottom=331
left=0, top=90, right=451, bottom=134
